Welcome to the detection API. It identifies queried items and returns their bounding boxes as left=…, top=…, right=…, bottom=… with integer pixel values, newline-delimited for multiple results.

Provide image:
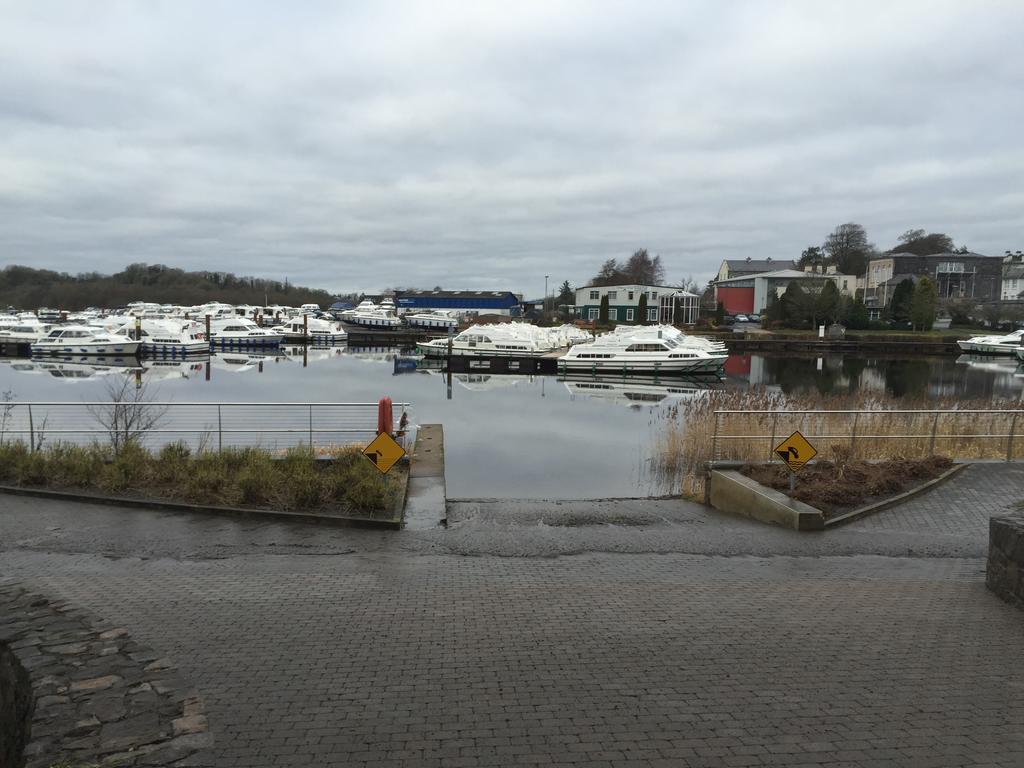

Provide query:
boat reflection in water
left=560, top=373, right=724, bottom=408
left=140, top=357, right=210, bottom=381
left=0, top=356, right=140, bottom=382
left=955, top=354, right=1023, bottom=375
left=210, top=349, right=288, bottom=374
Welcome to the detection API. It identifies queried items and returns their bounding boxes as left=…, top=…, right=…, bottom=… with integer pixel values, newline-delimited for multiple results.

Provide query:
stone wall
left=0, top=638, right=33, bottom=768
left=0, top=584, right=212, bottom=767
left=987, top=515, right=1024, bottom=609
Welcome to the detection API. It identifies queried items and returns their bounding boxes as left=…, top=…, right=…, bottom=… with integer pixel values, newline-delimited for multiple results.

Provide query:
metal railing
left=0, top=401, right=409, bottom=453
left=711, top=408, right=1023, bottom=463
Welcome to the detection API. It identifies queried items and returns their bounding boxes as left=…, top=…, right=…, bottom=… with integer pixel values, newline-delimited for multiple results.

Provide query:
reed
left=0, top=441, right=401, bottom=516
left=651, top=388, right=1024, bottom=498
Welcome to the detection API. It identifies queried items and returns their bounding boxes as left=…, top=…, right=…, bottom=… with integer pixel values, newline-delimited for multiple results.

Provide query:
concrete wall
left=987, top=516, right=1024, bottom=609
left=708, top=470, right=824, bottom=531
left=0, top=640, right=32, bottom=768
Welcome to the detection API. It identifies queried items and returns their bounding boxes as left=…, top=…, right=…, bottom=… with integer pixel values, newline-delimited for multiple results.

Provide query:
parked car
left=747, top=314, right=761, bottom=323
left=734, top=314, right=749, bottom=323
left=720, top=315, right=736, bottom=326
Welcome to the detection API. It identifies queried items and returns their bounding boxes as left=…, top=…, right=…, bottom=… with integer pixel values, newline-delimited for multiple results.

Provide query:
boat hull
left=31, top=341, right=142, bottom=356
left=417, top=343, right=553, bottom=358
left=140, top=341, right=210, bottom=356
left=211, top=334, right=285, bottom=347
left=558, top=357, right=726, bottom=375
left=956, top=340, right=1024, bottom=355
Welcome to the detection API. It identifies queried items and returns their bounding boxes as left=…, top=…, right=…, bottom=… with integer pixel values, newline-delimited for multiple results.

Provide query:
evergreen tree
left=714, top=300, right=725, bottom=324
left=598, top=294, right=609, bottom=324
left=843, top=297, right=870, bottom=330
left=781, top=281, right=808, bottom=327
left=889, top=279, right=915, bottom=324
left=637, top=293, right=648, bottom=325
left=910, top=276, right=938, bottom=331
left=814, top=281, right=841, bottom=325
left=556, top=280, right=574, bottom=305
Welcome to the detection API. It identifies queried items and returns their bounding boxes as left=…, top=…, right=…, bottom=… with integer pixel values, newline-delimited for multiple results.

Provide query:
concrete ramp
left=404, top=424, right=446, bottom=529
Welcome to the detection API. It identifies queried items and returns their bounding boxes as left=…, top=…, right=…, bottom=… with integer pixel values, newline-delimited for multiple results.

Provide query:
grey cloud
left=1, top=0, right=1022, bottom=295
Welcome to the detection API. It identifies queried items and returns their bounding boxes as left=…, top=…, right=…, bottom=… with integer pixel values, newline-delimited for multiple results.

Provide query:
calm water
left=1, top=347, right=1021, bottom=498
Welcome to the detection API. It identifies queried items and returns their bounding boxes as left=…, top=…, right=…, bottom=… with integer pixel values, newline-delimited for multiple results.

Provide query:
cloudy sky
left=1, top=1, right=1022, bottom=295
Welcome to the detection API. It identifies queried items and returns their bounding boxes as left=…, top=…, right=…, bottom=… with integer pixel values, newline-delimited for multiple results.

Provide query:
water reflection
left=2, top=348, right=1021, bottom=498
left=729, top=353, right=1023, bottom=400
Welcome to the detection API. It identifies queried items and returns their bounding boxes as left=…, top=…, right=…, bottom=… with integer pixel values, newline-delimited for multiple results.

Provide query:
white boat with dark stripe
left=111, top=319, right=209, bottom=356
left=31, top=326, right=141, bottom=357
left=559, top=328, right=727, bottom=375
left=957, top=329, right=1024, bottom=355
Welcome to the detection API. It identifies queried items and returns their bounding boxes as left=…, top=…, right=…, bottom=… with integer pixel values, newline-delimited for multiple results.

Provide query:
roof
left=723, top=259, right=797, bottom=273
left=880, top=251, right=998, bottom=260
left=395, top=290, right=518, bottom=300
left=714, top=269, right=837, bottom=284
left=1003, top=264, right=1024, bottom=280
left=576, top=283, right=679, bottom=291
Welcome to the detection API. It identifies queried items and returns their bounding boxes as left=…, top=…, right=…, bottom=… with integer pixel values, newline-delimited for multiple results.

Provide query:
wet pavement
left=1, top=462, right=1022, bottom=767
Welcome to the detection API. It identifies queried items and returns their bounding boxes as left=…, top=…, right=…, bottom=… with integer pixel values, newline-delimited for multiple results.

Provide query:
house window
left=650, top=292, right=658, bottom=299
left=625, top=309, right=634, bottom=321
left=627, top=291, right=634, bottom=300
left=608, top=291, right=617, bottom=300
left=589, top=290, right=599, bottom=300
left=647, top=308, right=657, bottom=321
left=608, top=308, right=617, bottom=321
left=588, top=308, right=599, bottom=320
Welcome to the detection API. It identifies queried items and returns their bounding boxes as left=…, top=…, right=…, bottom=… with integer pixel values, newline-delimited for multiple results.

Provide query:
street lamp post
left=544, top=275, right=549, bottom=314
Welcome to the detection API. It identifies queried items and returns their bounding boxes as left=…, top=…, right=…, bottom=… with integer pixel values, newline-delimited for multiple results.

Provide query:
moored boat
left=403, top=310, right=458, bottom=330
left=111, top=318, right=208, bottom=356
left=209, top=317, right=285, bottom=347
left=417, top=324, right=561, bottom=358
left=956, top=329, right=1024, bottom=355
left=272, top=316, right=347, bottom=343
left=31, top=326, right=141, bottom=357
left=559, top=328, right=727, bottom=375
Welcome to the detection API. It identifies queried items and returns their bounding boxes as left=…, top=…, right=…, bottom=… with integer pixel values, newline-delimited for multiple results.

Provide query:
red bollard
left=377, top=397, right=393, bottom=435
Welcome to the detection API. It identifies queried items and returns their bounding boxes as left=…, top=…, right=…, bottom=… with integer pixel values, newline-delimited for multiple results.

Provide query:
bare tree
left=0, top=389, right=14, bottom=446
left=87, top=376, right=168, bottom=455
left=823, top=223, right=875, bottom=275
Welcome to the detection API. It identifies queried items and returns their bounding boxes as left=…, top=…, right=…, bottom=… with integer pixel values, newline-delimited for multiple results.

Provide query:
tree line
left=797, top=224, right=967, bottom=276
left=763, top=277, right=938, bottom=330
left=0, top=263, right=337, bottom=310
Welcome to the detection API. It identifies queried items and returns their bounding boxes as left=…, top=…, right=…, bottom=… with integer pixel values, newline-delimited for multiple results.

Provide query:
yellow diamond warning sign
left=363, top=432, right=406, bottom=474
left=773, top=430, right=817, bottom=473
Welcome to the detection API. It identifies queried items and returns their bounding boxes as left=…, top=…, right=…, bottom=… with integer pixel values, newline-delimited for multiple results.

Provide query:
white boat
left=31, top=326, right=141, bottom=357
left=272, top=316, right=347, bottom=343
left=957, top=329, right=1024, bottom=355
left=417, top=324, right=561, bottom=358
left=1016, top=347, right=1024, bottom=364
left=403, top=310, right=458, bottom=330
left=210, top=317, right=285, bottom=347
left=608, top=324, right=728, bottom=353
left=111, top=319, right=208, bottom=356
left=342, top=305, right=403, bottom=330
left=0, top=320, right=58, bottom=344
left=559, top=328, right=727, bottom=375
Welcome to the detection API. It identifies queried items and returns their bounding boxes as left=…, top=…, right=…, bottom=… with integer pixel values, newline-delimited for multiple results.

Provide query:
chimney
left=745, top=256, right=752, bottom=262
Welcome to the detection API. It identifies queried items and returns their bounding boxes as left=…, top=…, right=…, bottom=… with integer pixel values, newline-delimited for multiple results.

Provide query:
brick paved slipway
left=1, top=462, right=1023, bottom=768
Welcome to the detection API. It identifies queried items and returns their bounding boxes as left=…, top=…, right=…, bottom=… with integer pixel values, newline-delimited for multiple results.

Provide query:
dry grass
left=0, top=442, right=402, bottom=516
left=652, top=388, right=1024, bottom=499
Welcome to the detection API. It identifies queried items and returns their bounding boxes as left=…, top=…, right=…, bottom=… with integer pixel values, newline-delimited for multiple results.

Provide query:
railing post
left=308, top=404, right=313, bottom=448
left=1008, top=412, right=1019, bottom=462
left=217, top=405, right=223, bottom=452
left=28, top=405, right=34, bottom=453
left=928, top=412, right=940, bottom=457
left=712, top=411, right=721, bottom=461
left=768, top=412, right=778, bottom=461
left=849, top=412, right=859, bottom=453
